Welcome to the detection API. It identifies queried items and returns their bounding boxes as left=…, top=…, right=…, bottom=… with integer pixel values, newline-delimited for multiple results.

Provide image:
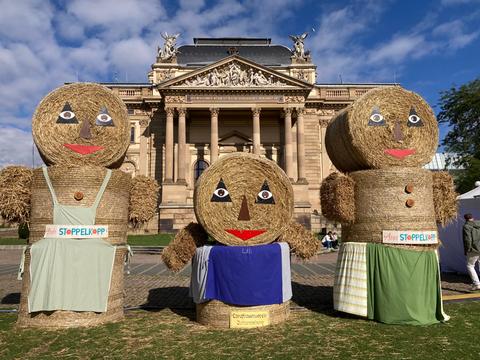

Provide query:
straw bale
left=0, top=166, right=33, bottom=224
left=432, top=171, right=458, bottom=226
left=162, top=222, right=208, bottom=271
left=194, top=153, right=293, bottom=246
left=17, top=247, right=127, bottom=328
left=326, top=86, right=438, bottom=172
left=278, top=221, right=319, bottom=259
left=320, top=172, right=355, bottom=223
left=29, top=166, right=130, bottom=245
left=196, top=300, right=290, bottom=328
left=32, top=83, right=129, bottom=168
left=342, top=168, right=438, bottom=251
left=129, top=175, right=159, bottom=227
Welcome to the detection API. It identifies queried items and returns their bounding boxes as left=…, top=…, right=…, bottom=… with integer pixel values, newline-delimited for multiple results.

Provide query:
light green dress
left=28, top=166, right=116, bottom=313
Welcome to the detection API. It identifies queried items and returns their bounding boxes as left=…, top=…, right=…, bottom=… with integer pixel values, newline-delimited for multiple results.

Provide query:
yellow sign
left=230, top=310, right=270, bottom=329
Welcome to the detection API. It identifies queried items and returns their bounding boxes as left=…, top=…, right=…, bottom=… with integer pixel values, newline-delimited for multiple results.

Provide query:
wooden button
left=74, top=191, right=84, bottom=201
left=405, top=183, right=414, bottom=194
left=405, top=199, right=415, bottom=208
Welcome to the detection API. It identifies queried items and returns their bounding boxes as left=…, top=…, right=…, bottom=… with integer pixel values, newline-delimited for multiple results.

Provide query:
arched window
left=194, top=160, right=209, bottom=182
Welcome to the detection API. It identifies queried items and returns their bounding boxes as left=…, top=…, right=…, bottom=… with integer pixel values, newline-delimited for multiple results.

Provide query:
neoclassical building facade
left=102, top=36, right=394, bottom=232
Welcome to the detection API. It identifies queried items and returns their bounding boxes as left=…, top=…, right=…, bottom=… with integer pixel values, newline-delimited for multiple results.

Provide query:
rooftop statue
left=289, top=32, right=310, bottom=61
left=158, top=32, right=180, bottom=62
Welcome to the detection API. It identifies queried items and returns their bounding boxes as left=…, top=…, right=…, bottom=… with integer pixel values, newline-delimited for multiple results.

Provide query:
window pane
left=194, top=160, right=209, bottom=181
left=130, top=127, right=135, bottom=143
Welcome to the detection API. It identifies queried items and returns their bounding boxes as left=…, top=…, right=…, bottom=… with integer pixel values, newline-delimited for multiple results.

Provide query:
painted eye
left=211, top=178, right=232, bottom=202
left=258, top=190, right=272, bottom=200
left=56, top=102, right=78, bottom=124
left=368, top=106, right=385, bottom=126
left=369, top=113, right=384, bottom=123
left=407, top=107, right=423, bottom=127
left=214, top=188, right=229, bottom=198
left=60, top=111, right=75, bottom=119
left=408, top=114, right=420, bottom=123
left=256, top=180, right=275, bottom=204
left=96, top=106, right=114, bottom=126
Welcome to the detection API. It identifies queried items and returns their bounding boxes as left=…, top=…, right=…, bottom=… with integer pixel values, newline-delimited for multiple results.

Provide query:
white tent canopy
left=439, top=182, right=480, bottom=274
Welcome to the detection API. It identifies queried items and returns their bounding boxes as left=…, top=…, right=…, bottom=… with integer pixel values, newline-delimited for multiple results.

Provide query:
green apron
left=28, top=166, right=116, bottom=313
left=366, top=243, right=449, bottom=325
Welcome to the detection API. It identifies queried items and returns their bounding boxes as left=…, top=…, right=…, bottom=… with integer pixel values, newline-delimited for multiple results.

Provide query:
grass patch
left=127, top=234, right=174, bottom=246
left=0, top=238, right=26, bottom=245
left=1, top=302, right=480, bottom=359
left=0, top=234, right=174, bottom=246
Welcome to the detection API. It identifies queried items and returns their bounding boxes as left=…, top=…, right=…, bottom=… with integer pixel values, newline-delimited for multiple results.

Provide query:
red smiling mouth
left=225, top=229, right=266, bottom=241
left=64, top=144, right=104, bottom=155
left=384, top=149, right=416, bottom=159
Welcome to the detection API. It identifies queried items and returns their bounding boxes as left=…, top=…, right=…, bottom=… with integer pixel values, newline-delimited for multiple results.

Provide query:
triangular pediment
left=158, top=55, right=312, bottom=90
left=219, top=130, right=251, bottom=144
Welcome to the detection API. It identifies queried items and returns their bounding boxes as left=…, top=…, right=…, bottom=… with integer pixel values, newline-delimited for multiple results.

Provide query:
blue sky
left=0, top=0, right=479, bottom=166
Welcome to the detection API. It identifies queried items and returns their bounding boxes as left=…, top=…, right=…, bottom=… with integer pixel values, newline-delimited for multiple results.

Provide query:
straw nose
left=79, top=119, right=92, bottom=139
left=237, top=195, right=250, bottom=221
left=393, top=121, right=404, bottom=143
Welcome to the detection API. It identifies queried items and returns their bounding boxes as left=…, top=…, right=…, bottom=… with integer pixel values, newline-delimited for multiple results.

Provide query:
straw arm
left=128, top=176, right=159, bottom=227
left=432, top=171, right=458, bottom=226
left=320, top=172, right=355, bottom=223
left=0, top=166, right=33, bottom=224
left=278, top=221, right=319, bottom=259
left=161, top=222, right=209, bottom=272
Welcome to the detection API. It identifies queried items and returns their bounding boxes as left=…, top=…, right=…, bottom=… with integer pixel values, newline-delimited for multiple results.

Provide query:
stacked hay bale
left=0, top=83, right=158, bottom=328
left=163, top=153, right=319, bottom=328
left=0, top=166, right=33, bottom=224
left=321, top=86, right=457, bottom=325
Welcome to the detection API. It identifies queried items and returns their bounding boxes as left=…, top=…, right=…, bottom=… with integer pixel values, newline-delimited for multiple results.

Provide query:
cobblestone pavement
left=0, top=249, right=475, bottom=311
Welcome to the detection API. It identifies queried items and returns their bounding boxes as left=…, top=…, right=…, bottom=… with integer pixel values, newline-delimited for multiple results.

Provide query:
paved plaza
left=0, top=249, right=476, bottom=312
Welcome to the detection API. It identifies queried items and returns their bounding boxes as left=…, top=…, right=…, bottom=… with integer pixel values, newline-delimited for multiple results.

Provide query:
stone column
left=283, top=108, right=294, bottom=179
left=210, top=108, right=219, bottom=163
left=139, top=119, right=150, bottom=176
left=177, top=108, right=187, bottom=184
left=252, top=107, right=261, bottom=155
left=164, top=107, right=174, bottom=183
left=296, top=107, right=307, bottom=184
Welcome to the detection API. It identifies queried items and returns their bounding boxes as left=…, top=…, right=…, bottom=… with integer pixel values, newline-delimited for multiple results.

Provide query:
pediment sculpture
left=180, top=61, right=292, bottom=87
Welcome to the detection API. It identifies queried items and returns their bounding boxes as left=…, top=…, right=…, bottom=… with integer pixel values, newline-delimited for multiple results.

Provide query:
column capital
left=295, top=107, right=305, bottom=115
left=209, top=107, right=219, bottom=116
left=177, top=107, right=187, bottom=116
left=251, top=107, right=261, bottom=116
left=139, top=118, right=150, bottom=128
left=165, top=107, right=175, bottom=116
left=283, top=107, right=293, bottom=116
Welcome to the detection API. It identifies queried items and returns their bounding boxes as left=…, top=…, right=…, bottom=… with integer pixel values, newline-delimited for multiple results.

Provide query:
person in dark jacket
left=463, top=213, right=480, bottom=291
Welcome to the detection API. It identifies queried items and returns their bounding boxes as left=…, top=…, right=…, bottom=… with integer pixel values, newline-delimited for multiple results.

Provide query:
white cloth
left=466, top=252, right=480, bottom=286
left=333, top=242, right=368, bottom=317
left=189, top=246, right=213, bottom=303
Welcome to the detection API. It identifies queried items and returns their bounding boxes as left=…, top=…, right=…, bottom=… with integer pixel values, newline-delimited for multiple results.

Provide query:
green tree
left=438, top=78, right=480, bottom=194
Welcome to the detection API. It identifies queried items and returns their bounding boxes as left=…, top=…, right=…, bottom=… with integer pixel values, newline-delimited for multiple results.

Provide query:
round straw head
left=32, top=83, right=129, bottom=168
left=326, top=86, right=438, bottom=172
left=194, top=152, right=293, bottom=246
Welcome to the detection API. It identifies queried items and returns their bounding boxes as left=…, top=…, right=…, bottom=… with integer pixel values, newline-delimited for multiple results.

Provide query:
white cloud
left=109, top=38, right=155, bottom=81
left=68, top=0, right=166, bottom=40
left=0, top=127, right=42, bottom=167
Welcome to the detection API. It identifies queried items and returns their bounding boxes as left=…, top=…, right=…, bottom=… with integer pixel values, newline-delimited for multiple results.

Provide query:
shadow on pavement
left=1, top=292, right=20, bottom=304
left=144, top=286, right=195, bottom=321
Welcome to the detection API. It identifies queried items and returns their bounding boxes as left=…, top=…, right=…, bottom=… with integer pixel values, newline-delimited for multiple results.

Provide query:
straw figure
left=162, top=152, right=318, bottom=328
left=321, top=86, right=457, bottom=325
left=0, top=83, right=158, bottom=328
